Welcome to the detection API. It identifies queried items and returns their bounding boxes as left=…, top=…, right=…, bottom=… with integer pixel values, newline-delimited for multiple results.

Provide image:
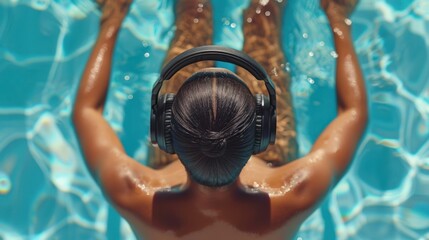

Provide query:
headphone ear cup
left=253, top=94, right=264, bottom=154
left=270, top=104, right=276, bottom=145
left=157, top=93, right=175, bottom=154
left=253, top=94, right=272, bottom=154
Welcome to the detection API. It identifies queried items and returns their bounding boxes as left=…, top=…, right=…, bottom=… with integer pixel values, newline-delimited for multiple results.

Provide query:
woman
left=72, top=0, right=367, bottom=239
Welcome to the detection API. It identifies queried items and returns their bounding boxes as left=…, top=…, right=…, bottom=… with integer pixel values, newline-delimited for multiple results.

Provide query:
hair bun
left=200, top=137, right=227, bottom=158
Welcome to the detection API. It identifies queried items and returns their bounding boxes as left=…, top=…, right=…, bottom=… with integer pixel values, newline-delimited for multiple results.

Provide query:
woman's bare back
left=105, top=155, right=332, bottom=240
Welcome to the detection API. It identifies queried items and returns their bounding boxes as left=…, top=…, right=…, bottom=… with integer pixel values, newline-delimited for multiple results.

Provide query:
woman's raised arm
left=309, top=0, right=368, bottom=182
left=72, top=0, right=135, bottom=181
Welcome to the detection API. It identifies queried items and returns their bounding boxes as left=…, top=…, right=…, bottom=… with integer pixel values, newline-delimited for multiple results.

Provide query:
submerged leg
left=238, top=0, right=298, bottom=165
left=149, top=0, right=214, bottom=168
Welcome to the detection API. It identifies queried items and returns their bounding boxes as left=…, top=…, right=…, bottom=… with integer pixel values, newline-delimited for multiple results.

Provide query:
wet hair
left=171, top=71, right=256, bottom=187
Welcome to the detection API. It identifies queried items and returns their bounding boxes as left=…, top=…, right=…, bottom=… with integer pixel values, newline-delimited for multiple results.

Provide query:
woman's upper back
left=106, top=155, right=333, bottom=240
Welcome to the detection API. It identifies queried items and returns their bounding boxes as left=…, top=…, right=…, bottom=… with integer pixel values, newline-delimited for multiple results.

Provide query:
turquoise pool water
left=1, top=0, right=428, bottom=239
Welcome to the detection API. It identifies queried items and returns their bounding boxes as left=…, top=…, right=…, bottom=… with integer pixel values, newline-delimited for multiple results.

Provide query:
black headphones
left=150, top=45, right=276, bottom=155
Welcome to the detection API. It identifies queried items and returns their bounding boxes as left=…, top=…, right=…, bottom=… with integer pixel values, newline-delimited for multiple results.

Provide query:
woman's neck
left=185, top=176, right=243, bottom=199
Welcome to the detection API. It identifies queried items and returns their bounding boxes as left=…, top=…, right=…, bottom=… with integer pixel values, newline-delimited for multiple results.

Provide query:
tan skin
left=73, top=0, right=367, bottom=239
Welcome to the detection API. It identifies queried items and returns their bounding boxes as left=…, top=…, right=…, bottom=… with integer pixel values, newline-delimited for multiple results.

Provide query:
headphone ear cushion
left=164, top=93, right=175, bottom=154
left=253, top=94, right=264, bottom=154
left=157, top=93, right=175, bottom=154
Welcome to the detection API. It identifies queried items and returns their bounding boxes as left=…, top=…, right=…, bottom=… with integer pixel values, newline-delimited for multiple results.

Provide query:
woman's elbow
left=353, top=106, right=368, bottom=132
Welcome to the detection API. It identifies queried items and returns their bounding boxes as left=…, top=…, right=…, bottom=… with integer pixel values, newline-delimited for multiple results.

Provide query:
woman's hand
left=97, top=0, right=133, bottom=25
left=320, top=0, right=358, bottom=24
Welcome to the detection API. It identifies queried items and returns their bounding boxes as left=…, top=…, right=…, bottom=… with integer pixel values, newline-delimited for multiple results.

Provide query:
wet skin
left=72, top=0, right=367, bottom=239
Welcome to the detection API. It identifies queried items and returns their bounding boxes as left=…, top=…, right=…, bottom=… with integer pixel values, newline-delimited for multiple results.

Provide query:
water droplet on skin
left=256, top=7, right=262, bottom=14
left=247, top=17, right=253, bottom=23
left=197, top=7, right=203, bottom=13
left=271, top=67, right=279, bottom=77
left=333, top=27, right=344, bottom=39
left=265, top=11, right=271, bottom=16
left=193, top=18, right=199, bottom=23
left=259, top=0, right=269, bottom=6
left=345, top=18, right=352, bottom=26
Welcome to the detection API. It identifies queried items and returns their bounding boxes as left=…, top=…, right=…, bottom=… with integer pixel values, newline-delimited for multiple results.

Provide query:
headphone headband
left=151, top=45, right=276, bottom=108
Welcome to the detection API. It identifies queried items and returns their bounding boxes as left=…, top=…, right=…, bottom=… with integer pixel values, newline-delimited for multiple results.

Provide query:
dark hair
left=171, top=70, right=256, bottom=187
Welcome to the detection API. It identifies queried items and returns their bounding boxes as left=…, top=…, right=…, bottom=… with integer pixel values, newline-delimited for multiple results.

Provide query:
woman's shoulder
left=241, top=154, right=333, bottom=209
